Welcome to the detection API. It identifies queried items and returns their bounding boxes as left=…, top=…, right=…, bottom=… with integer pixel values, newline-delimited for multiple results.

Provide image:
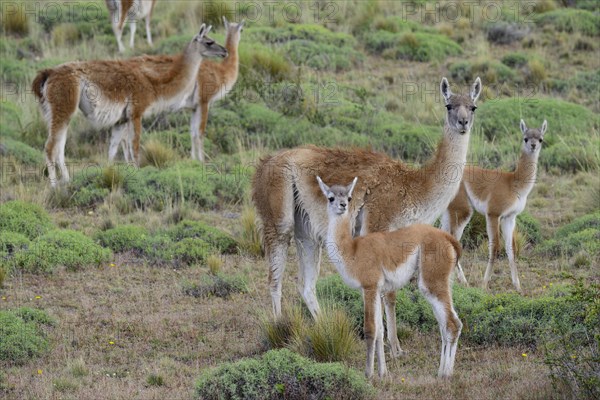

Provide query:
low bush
left=317, top=275, right=593, bottom=349
left=15, top=229, right=112, bottom=273
left=1, top=138, right=44, bottom=165
left=237, top=206, right=263, bottom=257
left=94, top=225, right=150, bottom=254
left=194, top=349, right=374, bottom=400
left=365, top=30, right=462, bottom=62
left=0, top=307, right=54, bottom=364
left=544, top=281, right=599, bottom=399
left=0, top=232, right=31, bottom=257
left=485, top=21, right=530, bottom=44
left=283, top=40, right=363, bottom=72
left=449, top=60, right=517, bottom=85
left=535, top=9, right=600, bottom=36
left=167, top=220, right=237, bottom=254
left=516, top=212, right=543, bottom=245
left=183, top=273, right=248, bottom=299
left=538, top=212, right=600, bottom=257
left=2, top=7, right=29, bottom=36
left=501, top=52, right=529, bottom=68
left=170, top=237, right=214, bottom=265
left=0, top=201, right=54, bottom=239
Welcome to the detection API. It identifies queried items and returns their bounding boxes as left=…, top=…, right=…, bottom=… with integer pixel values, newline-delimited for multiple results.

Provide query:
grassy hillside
left=1, top=1, right=599, bottom=399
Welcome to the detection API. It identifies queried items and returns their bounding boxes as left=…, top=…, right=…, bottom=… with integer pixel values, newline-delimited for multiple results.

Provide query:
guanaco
left=318, top=176, right=462, bottom=379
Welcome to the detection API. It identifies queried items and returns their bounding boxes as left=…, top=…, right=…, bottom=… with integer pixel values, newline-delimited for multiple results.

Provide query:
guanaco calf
left=32, top=24, right=227, bottom=186
left=105, top=0, right=156, bottom=52
left=441, top=119, right=547, bottom=291
left=318, top=176, right=462, bottom=379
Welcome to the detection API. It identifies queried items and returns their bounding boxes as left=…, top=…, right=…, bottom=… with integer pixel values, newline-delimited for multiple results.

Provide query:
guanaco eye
left=348, top=197, right=352, bottom=202
left=539, top=138, right=543, bottom=143
left=471, top=106, right=477, bottom=112
left=328, top=197, right=334, bottom=202
left=524, top=138, right=529, bottom=143
left=207, top=41, right=214, bottom=46
left=445, top=104, right=452, bottom=110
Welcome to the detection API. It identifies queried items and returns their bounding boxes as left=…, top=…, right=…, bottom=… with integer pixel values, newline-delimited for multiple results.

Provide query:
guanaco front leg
left=501, top=215, right=521, bottom=292
left=132, top=117, right=142, bottom=166
left=483, top=214, right=501, bottom=289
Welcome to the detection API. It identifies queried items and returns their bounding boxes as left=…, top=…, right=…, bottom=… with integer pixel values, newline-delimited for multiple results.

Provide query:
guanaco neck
left=419, top=124, right=470, bottom=206
left=148, top=46, right=203, bottom=99
left=512, top=148, right=539, bottom=194
left=222, top=34, right=239, bottom=78
left=326, top=213, right=355, bottom=268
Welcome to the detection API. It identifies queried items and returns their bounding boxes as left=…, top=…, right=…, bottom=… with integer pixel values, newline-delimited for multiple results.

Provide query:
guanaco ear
left=239, top=20, right=245, bottom=30
left=347, top=177, right=358, bottom=197
left=316, top=176, right=330, bottom=197
left=440, top=77, right=452, bottom=104
left=520, top=119, right=528, bottom=135
left=222, top=16, right=229, bottom=29
left=471, top=77, right=482, bottom=102
left=197, top=23, right=207, bottom=38
left=540, top=120, right=548, bottom=136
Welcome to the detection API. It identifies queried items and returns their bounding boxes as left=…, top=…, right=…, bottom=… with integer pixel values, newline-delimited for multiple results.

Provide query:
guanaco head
left=317, top=176, right=358, bottom=217
left=187, top=24, right=228, bottom=60
left=222, top=16, right=245, bottom=47
left=440, top=77, right=482, bottom=135
left=520, top=119, right=547, bottom=155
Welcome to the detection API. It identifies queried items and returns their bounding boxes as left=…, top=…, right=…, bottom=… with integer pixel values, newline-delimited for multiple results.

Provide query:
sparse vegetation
left=1, top=1, right=598, bottom=398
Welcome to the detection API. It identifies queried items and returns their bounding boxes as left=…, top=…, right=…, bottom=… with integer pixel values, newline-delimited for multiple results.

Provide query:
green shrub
left=170, top=237, right=213, bottom=265
left=248, top=24, right=356, bottom=47
left=485, top=21, right=530, bottom=44
left=516, top=212, right=543, bottom=245
left=0, top=232, right=31, bottom=256
left=123, top=161, right=249, bottom=210
left=306, top=306, right=359, bottom=362
left=167, top=220, right=237, bottom=254
left=317, top=275, right=591, bottom=349
left=502, top=52, right=529, bottom=68
left=94, top=225, right=149, bottom=253
left=2, top=7, right=29, bottom=36
left=449, top=60, right=517, bottom=85
left=183, top=273, right=248, bottom=298
left=15, top=229, right=112, bottom=273
left=538, top=212, right=600, bottom=257
left=365, top=31, right=462, bottom=62
left=283, top=40, right=363, bottom=72
left=0, top=308, right=54, bottom=364
left=1, top=138, right=44, bottom=165
left=194, top=349, right=374, bottom=400
left=535, top=9, right=600, bottom=36
left=544, top=282, right=600, bottom=399
left=0, top=201, right=54, bottom=239
left=239, top=43, right=292, bottom=84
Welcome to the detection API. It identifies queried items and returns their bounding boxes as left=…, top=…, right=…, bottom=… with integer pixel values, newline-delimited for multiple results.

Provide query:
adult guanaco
left=32, top=24, right=227, bottom=186
left=252, top=77, right=480, bottom=356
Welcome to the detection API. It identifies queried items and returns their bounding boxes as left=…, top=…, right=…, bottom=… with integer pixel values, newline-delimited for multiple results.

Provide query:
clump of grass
left=306, top=305, right=359, bottom=362
left=142, top=139, right=176, bottom=169
left=195, top=349, right=375, bottom=400
left=527, top=59, right=547, bottom=85
left=183, top=273, right=248, bottom=299
left=260, top=305, right=308, bottom=350
left=146, top=374, right=165, bottom=387
left=206, top=254, right=223, bottom=274
left=100, top=166, right=125, bottom=191
left=3, top=8, right=29, bottom=36
left=237, top=207, right=263, bottom=257
left=52, top=23, right=80, bottom=46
